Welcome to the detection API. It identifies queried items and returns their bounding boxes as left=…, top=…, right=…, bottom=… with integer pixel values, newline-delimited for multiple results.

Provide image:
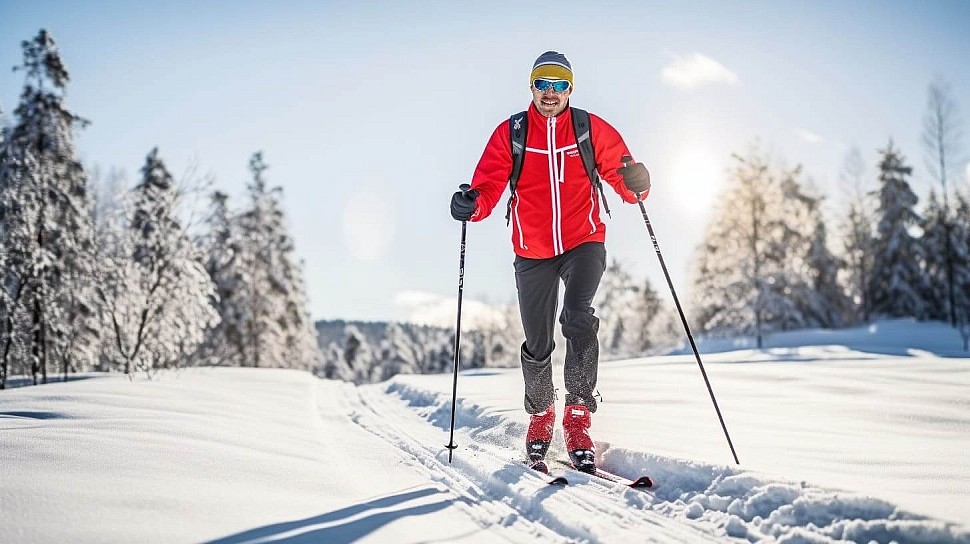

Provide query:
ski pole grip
left=459, top=183, right=471, bottom=193
left=620, top=155, right=633, bottom=168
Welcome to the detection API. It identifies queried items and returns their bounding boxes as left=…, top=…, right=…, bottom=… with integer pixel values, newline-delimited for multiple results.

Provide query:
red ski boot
left=563, top=404, right=595, bottom=474
left=526, top=405, right=555, bottom=463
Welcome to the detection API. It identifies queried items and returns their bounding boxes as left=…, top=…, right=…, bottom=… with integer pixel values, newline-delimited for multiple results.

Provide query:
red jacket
left=469, top=103, right=646, bottom=259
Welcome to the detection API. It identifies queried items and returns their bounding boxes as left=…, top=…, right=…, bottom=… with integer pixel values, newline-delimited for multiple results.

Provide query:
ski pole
left=445, top=183, right=471, bottom=463
left=623, top=156, right=741, bottom=465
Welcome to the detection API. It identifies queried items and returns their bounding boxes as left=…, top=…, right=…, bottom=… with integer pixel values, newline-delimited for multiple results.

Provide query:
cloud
left=793, top=128, right=824, bottom=144
left=394, top=290, right=508, bottom=330
left=661, top=53, right=739, bottom=90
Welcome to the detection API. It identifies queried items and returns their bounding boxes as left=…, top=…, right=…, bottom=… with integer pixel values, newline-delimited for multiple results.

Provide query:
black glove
left=617, top=162, right=651, bottom=194
left=450, top=187, right=479, bottom=221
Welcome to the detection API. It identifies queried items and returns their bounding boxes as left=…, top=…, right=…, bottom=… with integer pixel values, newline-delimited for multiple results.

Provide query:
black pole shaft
left=635, top=195, right=740, bottom=465
left=445, top=220, right=468, bottom=463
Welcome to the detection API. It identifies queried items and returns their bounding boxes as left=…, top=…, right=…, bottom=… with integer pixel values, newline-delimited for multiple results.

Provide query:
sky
left=3, top=319, right=970, bottom=541
left=2, top=0, right=969, bottom=323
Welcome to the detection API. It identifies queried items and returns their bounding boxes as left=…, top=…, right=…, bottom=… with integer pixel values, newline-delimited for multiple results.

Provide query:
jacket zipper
left=547, top=116, right=564, bottom=255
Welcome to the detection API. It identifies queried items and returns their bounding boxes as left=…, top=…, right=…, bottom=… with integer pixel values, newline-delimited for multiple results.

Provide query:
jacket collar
left=528, top=101, right=572, bottom=124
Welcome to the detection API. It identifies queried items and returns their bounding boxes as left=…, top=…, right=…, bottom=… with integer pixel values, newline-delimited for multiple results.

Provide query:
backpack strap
left=571, top=107, right=611, bottom=217
left=504, top=107, right=611, bottom=226
left=506, top=111, right=528, bottom=225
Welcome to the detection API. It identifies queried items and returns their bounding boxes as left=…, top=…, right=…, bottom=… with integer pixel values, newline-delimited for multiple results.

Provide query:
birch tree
left=97, top=149, right=218, bottom=375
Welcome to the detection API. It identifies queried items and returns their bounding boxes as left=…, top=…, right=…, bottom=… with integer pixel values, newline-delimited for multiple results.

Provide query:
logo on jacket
left=566, top=149, right=580, bottom=158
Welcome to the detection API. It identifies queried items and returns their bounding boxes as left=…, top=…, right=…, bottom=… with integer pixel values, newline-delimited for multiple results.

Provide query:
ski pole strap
left=506, top=111, right=528, bottom=226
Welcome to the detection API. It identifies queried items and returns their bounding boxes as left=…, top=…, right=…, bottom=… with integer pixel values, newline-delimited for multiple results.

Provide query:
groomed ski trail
left=329, top=379, right=721, bottom=543
left=337, top=375, right=970, bottom=544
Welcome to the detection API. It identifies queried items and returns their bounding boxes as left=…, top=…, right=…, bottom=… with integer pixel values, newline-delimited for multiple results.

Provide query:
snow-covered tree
left=231, top=152, right=322, bottom=369
left=0, top=29, right=98, bottom=386
left=922, top=78, right=965, bottom=325
left=377, top=322, right=420, bottom=381
left=96, top=148, right=218, bottom=375
left=342, top=324, right=377, bottom=383
left=596, top=260, right=664, bottom=358
left=921, top=191, right=949, bottom=321
left=778, top=175, right=849, bottom=328
left=690, top=145, right=793, bottom=347
left=691, top=144, right=848, bottom=344
left=950, top=190, right=970, bottom=348
left=837, top=147, right=876, bottom=323
left=320, top=340, right=353, bottom=381
left=867, top=140, right=927, bottom=319
left=198, top=190, right=246, bottom=367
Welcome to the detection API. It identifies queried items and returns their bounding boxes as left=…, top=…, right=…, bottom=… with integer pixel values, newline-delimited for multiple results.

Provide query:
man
left=449, top=51, right=650, bottom=473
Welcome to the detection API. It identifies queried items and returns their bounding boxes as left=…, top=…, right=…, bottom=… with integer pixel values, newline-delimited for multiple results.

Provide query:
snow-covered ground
left=2, top=320, right=969, bottom=543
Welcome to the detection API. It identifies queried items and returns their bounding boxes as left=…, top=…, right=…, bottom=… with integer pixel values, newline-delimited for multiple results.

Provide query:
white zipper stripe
left=523, top=120, right=584, bottom=255
left=527, top=143, right=577, bottom=154
left=546, top=117, right=558, bottom=254
left=549, top=117, right=565, bottom=254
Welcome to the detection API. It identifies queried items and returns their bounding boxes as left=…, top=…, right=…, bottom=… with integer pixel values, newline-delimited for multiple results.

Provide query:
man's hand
left=450, top=187, right=479, bottom=221
left=617, top=161, right=650, bottom=194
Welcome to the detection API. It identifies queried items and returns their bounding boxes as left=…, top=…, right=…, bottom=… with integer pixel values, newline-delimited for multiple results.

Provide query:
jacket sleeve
left=468, top=120, right=512, bottom=221
left=590, top=113, right=648, bottom=204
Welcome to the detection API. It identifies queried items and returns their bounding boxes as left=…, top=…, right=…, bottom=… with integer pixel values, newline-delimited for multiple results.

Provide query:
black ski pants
left=514, top=241, right=606, bottom=414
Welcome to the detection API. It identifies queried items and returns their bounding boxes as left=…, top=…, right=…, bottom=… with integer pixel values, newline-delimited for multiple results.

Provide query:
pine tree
left=377, top=322, right=420, bottom=381
left=921, top=191, right=950, bottom=321
left=235, top=153, right=287, bottom=367
left=867, top=140, right=927, bottom=319
left=0, top=29, right=98, bottom=387
left=232, top=152, right=322, bottom=369
left=320, top=340, right=353, bottom=380
left=200, top=190, right=246, bottom=366
left=342, top=324, right=376, bottom=383
left=595, top=260, right=663, bottom=358
left=950, top=191, right=970, bottom=347
left=778, top=174, right=848, bottom=328
left=96, top=148, right=218, bottom=375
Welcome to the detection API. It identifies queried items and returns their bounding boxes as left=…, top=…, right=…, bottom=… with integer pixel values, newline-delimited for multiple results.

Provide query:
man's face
left=531, top=79, right=572, bottom=118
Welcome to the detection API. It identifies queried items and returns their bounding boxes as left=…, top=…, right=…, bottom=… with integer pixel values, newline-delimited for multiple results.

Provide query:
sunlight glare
left=343, top=188, right=392, bottom=262
left=666, top=143, right=725, bottom=216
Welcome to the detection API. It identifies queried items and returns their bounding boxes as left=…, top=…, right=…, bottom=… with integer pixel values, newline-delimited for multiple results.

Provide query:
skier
left=449, top=51, right=651, bottom=473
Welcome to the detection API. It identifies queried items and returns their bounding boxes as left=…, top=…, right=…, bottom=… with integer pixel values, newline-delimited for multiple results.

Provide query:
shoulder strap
left=571, top=107, right=611, bottom=217
left=506, top=111, right=528, bottom=225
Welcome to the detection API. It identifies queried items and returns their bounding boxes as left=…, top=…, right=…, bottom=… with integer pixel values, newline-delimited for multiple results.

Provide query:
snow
left=2, top=320, right=970, bottom=543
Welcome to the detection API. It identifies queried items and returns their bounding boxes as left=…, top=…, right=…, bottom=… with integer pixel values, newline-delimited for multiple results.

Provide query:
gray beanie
left=530, top=51, right=573, bottom=86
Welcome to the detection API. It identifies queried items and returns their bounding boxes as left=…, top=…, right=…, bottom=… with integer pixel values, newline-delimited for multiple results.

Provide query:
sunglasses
left=533, top=78, right=571, bottom=93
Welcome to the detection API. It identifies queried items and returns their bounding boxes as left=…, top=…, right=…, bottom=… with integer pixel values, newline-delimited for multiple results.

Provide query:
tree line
left=689, top=75, right=967, bottom=347
left=315, top=268, right=681, bottom=385
left=0, top=30, right=321, bottom=389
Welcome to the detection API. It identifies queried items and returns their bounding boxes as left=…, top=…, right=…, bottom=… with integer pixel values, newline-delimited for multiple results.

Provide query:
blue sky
left=2, top=0, right=969, bottom=324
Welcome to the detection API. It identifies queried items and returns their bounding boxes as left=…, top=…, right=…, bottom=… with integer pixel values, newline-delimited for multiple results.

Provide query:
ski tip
left=549, top=476, right=569, bottom=486
left=629, top=476, right=654, bottom=489
left=527, top=460, right=550, bottom=474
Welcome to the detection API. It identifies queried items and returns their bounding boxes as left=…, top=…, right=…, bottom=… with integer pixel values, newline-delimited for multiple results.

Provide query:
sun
left=666, top=142, right=725, bottom=215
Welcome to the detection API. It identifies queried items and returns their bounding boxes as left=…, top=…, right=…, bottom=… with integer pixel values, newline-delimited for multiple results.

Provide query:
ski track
left=331, top=380, right=727, bottom=543
left=339, top=378, right=970, bottom=544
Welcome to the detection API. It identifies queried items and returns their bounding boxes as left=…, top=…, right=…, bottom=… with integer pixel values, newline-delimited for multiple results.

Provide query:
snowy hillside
left=2, top=321, right=970, bottom=543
